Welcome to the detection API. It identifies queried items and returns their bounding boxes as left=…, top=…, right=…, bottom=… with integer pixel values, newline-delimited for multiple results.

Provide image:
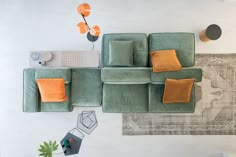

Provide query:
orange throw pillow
left=36, top=78, right=67, bottom=102
left=150, top=49, right=182, bottom=72
left=162, top=78, right=195, bottom=104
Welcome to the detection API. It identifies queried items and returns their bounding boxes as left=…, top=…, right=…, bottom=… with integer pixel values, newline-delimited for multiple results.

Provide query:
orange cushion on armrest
left=162, top=78, right=195, bottom=104
left=150, top=49, right=182, bottom=72
left=36, top=78, right=67, bottom=102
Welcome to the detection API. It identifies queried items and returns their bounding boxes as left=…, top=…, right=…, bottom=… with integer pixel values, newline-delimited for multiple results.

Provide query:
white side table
left=29, top=51, right=99, bottom=68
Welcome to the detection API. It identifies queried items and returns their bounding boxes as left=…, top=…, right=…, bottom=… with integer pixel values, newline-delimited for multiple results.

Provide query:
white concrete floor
left=1, top=0, right=236, bottom=156
left=1, top=106, right=236, bottom=157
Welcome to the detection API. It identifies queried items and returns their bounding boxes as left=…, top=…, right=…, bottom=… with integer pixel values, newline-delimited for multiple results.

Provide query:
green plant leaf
left=38, top=148, right=45, bottom=152
left=38, top=140, right=58, bottom=157
left=55, top=144, right=58, bottom=150
left=44, top=142, right=49, bottom=148
left=53, top=141, right=56, bottom=147
left=40, top=145, right=46, bottom=150
left=53, top=146, right=58, bottom=151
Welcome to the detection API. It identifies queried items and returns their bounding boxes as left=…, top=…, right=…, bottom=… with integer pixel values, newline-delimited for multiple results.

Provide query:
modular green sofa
left=101, top=33, right=202, bottom=113
left=23, top=33, right=202, bottom=113
left=23, top=68, right=102, bottom=112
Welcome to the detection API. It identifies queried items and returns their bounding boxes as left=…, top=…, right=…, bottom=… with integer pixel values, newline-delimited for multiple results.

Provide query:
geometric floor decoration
left=123, top=54, right=236, bottom=135
left=77, top=110, right=98, bottom=135
left=59, top=110, right=98, bottom=156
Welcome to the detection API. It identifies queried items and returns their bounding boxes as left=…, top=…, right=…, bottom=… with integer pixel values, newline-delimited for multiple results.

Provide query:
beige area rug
left=123, top=54, right=236, bottom=135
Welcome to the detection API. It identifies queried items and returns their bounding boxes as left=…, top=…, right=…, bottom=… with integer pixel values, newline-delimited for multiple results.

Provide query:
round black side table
left=199, top=24, right=222, bottom=42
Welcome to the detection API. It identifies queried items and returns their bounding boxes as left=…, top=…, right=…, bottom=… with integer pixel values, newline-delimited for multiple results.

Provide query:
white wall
left=1, top=0, right=236, bottom=157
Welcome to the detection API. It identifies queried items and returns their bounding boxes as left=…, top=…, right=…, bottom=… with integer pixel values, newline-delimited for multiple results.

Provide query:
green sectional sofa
left=23, top=33, right=202, bottom=113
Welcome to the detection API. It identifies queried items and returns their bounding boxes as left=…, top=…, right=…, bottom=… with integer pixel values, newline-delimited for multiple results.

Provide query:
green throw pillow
left=108, top=40, right=134, bottom=66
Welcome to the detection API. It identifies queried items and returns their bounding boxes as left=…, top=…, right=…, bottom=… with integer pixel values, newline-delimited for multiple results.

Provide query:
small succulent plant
left=38, top=140, right=59, bottom=157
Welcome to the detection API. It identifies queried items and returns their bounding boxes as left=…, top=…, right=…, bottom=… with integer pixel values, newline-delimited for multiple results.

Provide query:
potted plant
left=38, top=140, right=59, bottom=157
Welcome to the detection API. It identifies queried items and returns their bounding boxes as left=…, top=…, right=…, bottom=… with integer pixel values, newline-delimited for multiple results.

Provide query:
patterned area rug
left=123, top=54, right=236, bottom=135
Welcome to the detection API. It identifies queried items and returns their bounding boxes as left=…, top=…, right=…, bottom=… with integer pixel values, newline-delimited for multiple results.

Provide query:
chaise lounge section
left=23, top=68, right=102, bottom=112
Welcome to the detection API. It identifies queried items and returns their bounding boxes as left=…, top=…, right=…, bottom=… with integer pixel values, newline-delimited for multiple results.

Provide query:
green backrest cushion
left=35, top=68, right=71, bottom=84
left=102, top=33, right=148, bottom=67
left=108, top=40, right=134, bottom=66
left=148, top=33, right=195, bottom=67
left=101, top=67, right=151, bottom=84
left=151, top=68, right=202, bottom=84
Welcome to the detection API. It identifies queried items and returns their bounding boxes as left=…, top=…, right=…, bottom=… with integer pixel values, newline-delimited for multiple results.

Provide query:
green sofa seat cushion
left=71, top=68, right=102, bottom=107
left=151, top=68, right=202, bottom=84
left=101, top=67, right=151, bottom=84
left=148, top=84, right=195, bottom=113
left=35, top=68, right=71, bottom=84
left=148, top=33, right=195, bottom=67
left=108, top=40, right=134, bottom=66
left=102, top=33, right=148, bottom=67
left=40, top=84, right=72, bottom=112
left=102, top=84, right=148, bottom=112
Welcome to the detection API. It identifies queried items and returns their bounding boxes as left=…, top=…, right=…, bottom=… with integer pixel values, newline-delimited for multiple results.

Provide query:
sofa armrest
left=23, top=68, right=39, bottom=112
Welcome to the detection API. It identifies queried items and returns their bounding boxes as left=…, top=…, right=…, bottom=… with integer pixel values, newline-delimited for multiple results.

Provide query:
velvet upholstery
left=71, top=68, right=102, bottom=107
left=102, top=84, right=148, bottom=112
left=102, top=33, right=148, bottom=67
left=148, top=84, right=195, bottom=113
left=23, top=68, right=72, bottom=112
left=23, top=33, right=202, bottom=113
left=162, top=78, right=195, bottom=103
left=35, top=68, right=71, bottom=84
left=35, top=68, right=72, bottom=112
left=101, top=67, right=151, bottom=84
left=108, top=40, right=134, bottom=66
left=23, top=68, right=101, bottom=112
left=23, top=68, right=39, bottom=112
left=40, top=84, right=72, bottom=112
left=151, top=68, right=202, bottom=84
left=36, top=78, right=67, bottom=102
left=150, top=49, right=182, bottom=72
left=148, top=33, right=195, bottom=67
